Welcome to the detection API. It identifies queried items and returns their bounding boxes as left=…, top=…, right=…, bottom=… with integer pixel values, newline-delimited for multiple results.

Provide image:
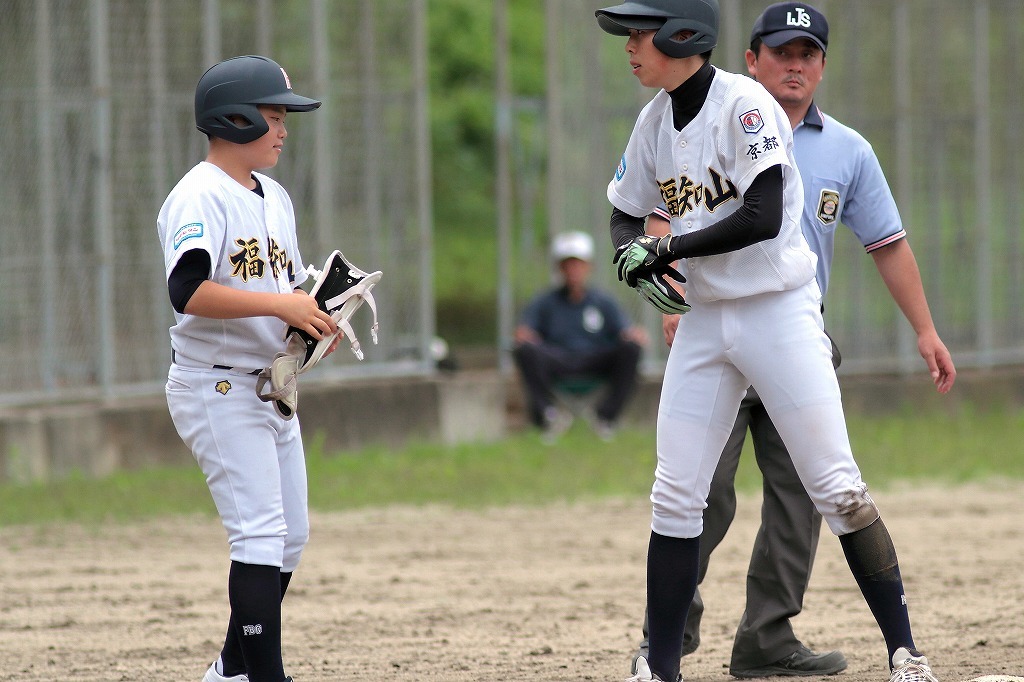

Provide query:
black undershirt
left=166, top=175, right=265, bottom=313
left=609, top=61, right=785, bottom=257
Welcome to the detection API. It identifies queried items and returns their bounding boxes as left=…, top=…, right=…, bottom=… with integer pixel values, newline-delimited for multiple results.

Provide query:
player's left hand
left=614, top=235, right=677, bottom=286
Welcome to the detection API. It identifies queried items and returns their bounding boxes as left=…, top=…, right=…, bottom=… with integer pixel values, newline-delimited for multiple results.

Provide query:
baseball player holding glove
left=631, top=3, right=956, bottom=679
left=596, top=2, right=947, bottom=682
left=158, top=55, right=350, bottom=682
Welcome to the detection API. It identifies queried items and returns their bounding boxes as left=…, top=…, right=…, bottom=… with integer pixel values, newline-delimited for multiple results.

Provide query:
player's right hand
left=662, top=314, right=681, bottom=347
left=277, top=291, right=337, bottom=340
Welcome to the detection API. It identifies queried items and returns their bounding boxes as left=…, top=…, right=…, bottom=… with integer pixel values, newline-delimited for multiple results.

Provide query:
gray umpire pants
left=641, top=335, right=840, bottom=669
left=686, top=385, right=822, bottom=669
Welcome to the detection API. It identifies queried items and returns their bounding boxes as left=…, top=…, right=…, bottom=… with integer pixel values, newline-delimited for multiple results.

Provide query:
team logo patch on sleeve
left=817, top=189, right=840, bottom=225
left=615, top=154, right=627, bottom=181
left=173, top=222, right=204, bottom=249
left=739, top=109, right=764, bottom=134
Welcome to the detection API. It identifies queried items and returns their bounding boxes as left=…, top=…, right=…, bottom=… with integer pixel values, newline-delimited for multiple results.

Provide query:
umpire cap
left=750, top=2, right=829, bottom=54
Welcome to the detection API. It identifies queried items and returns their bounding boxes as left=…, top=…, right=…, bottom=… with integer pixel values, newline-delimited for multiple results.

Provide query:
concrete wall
left=2, top=367, right=1022, bottom=484
left=0, top=372, right=508, bottom=485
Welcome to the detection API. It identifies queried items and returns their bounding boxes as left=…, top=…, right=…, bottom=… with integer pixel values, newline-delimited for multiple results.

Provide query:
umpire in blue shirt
left=513, top=231, right=647, bottom=440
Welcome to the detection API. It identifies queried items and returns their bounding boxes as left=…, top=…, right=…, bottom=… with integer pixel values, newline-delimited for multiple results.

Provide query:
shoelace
left=890, top=659, right=939, bottom=682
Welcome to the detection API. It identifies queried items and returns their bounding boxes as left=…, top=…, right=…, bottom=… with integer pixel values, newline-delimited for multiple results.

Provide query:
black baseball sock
left=221, top=570, right=292, bottom=678
left=839, top=518, right=915, bottom=665
left=222, top=561, right=285, bottom=682
left=646, top=532, right=700, bottom=682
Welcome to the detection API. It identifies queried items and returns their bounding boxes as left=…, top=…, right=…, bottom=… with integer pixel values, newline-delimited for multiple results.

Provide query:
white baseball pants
left=166, top=365, right=309, bottom=571
left=653, top=280, right=873, bottom=539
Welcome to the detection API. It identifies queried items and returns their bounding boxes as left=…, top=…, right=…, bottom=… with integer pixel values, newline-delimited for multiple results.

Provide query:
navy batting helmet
left=596, top=0, right=719, bottom=58
left=194, top=55, right=321, bottom=145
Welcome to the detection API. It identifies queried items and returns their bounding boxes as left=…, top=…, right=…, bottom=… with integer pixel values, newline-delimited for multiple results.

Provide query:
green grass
left=1, top=406, right=1022, bottom=527
left=844, top=404, right=1024, bottom=485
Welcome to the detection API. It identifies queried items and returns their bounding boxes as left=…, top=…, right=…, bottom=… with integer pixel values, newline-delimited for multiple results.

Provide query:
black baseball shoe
left=730, top=645, right=847, bottom=678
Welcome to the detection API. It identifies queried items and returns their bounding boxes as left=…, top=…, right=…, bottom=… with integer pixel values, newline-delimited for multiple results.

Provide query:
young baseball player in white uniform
left=595, top=2, right=945, bottom=682
left=631, top=3, right=956, bottom=679
left=158, top=55, right=336, bottom=682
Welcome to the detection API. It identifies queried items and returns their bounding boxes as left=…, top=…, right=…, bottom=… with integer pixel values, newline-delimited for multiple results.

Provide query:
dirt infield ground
left=3, top=482, right=1023, bottom=682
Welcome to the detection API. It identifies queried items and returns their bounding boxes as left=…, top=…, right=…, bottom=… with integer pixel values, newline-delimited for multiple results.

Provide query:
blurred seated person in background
left=512, top=230, right=648, bottom=441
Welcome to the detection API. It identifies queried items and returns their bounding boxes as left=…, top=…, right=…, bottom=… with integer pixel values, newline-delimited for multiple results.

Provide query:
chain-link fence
left=0, top=0, right=434, bottom=405
left=3, top=0, right=1023, bottom=408
left=508, top=0, right=1024, bottom=377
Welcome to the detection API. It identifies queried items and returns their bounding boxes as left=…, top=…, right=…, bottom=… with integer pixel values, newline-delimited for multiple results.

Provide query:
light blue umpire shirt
left=788, top=102, right=905, bottom=299
left=653, top=101, right=906, bottom=301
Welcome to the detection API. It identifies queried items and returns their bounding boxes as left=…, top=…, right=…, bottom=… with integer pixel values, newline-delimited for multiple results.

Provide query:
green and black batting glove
left=634, top=267, right=690, bottom=316
left=613, top=234, right=677, bottom=287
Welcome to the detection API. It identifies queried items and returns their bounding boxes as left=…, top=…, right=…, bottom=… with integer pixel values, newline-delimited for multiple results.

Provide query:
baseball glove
left=634, top=266, right=690, bottom=316
left=614, top=234, right=676, bottom=286
left=256, top=250, right=383, bottom=419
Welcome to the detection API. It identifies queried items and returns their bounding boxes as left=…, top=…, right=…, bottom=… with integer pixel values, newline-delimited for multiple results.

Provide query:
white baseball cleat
left=626, top=656, right=680, bottom=682
left=889, top=647, right=939, bottom=682
left=203, top=658, right=248, bottom=682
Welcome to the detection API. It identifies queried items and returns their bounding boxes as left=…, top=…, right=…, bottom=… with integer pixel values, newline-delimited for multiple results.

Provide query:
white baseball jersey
left=608, top=68, right=870, bottom=541
left=608, top=70, right=816, bottom=304
left=157, top=161, right=309, bottom=369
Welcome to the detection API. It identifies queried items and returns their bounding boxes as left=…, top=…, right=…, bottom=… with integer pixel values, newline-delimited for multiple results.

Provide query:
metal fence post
left=414, top=0, right=436, bottom=372
left=36, top=0, right=58, bottom=391
left=90, top=0, right=115, bottom=393
left=974, top=0, right=994, bottom=367
left=496, top=0, right=514, bottom=374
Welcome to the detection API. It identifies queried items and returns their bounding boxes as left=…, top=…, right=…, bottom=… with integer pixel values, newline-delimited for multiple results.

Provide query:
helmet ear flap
left=653, top=17, right=717, bottom=58
left=197, top=103, right=269, bottom=145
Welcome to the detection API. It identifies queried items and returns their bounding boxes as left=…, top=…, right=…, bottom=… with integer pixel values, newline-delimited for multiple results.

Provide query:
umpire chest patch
left=816, top=189, right=840, bottom=226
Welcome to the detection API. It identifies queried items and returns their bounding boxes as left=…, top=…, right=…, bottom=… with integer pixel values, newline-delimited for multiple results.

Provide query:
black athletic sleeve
left=167, top=249, right=211, bottom=314
left=667, top=165, right=784, bottom=258
left=610, top=207, right=647, bottom=249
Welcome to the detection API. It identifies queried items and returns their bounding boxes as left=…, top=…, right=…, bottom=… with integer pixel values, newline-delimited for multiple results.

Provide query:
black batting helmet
left=194, top=55, right=321, bottom=145
left=596, top=0, right=719, bottom=58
